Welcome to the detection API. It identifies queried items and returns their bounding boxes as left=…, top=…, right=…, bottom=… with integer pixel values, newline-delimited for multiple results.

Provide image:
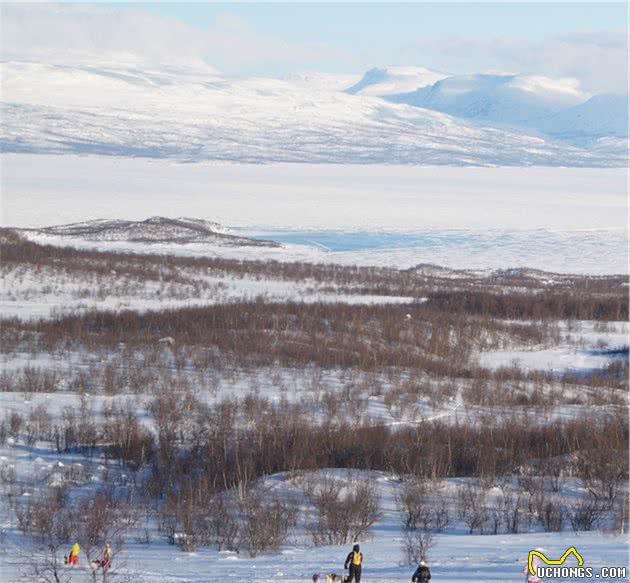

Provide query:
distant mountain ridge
left=381, top=72, right=627, bottom=142
left=531, top=94, right=628, bottom=141
left=345, top=66, right=448, bottom=96
left=20, top=217, right=280, bottom=247
left=387, top=73, right=583, bottom=120
left=0, top=60, right=626, bottom=166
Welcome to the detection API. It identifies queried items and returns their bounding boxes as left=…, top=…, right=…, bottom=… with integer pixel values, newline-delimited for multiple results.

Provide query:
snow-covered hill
left=387, top=73, right=586, bottom=123
left=533, top=94, right=629, bottom=141
left=20, top=217, right=279, bottom=247
left=386, top=73, right=628, bottom=142
left=0, top=61, right=626, bottom=166
left=280, top=71, right=361, bottom=91
left=345, top=66, right=448, bottom=96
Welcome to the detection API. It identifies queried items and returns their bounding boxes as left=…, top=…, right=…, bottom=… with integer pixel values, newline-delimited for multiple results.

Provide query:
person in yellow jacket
left=343, top=544, right=363, bottom=582
left=66, top=542, right=80, bottom=566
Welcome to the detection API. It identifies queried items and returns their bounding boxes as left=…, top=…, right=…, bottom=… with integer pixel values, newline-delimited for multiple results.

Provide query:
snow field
left=0, top=457, right=627, bottom=582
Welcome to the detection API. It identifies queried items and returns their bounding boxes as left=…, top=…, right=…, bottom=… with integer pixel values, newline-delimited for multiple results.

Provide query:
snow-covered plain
left=4, top=155, right=625, bottom=232
left=3, top=155, right=626, bottom=274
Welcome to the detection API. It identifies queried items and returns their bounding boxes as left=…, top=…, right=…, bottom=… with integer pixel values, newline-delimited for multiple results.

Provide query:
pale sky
left=1, top=2, right=628, bottom=93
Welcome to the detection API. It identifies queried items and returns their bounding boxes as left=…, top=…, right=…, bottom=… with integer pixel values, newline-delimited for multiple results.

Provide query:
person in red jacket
left=344, top=544, right=363, bottom=582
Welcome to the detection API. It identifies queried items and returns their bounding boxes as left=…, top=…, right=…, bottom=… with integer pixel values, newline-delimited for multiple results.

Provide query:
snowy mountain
left=533, top=94, right=629, bottom=141
left=386, top=73, right=586, bottom=124
left=279, top=71, right=361, bottom=91
left=20, top=217, right=279, bottom=247
left=386, top=73, right=628, bottom=142
left=345, top=66, right=448, bottom=96
left=0, top=61, right=626, bottom=166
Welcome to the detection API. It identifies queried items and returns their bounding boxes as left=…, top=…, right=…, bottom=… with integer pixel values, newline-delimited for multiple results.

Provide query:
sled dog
left=312, top=574, right=344, bottom=583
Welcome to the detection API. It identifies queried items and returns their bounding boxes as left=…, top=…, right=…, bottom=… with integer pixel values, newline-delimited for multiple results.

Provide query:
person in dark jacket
left=412, top=559, right=431, bottom=582
left=344, top=544, right=363, bottom=582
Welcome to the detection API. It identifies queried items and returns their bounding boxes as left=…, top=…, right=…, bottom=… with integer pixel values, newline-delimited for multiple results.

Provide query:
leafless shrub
left=25, top=544, right=73, bottom=583
left=8, top=412, right=23, bottom=440
left=135, top=529, right=151, bottom=546
left=518, top=472, right=545, bottom=520
left=540, top=458, right=565, bottom=493
left=76, top=488, right=137, bottom=564
left=396, top=475, right=450, bottom=560
left=102, top=363, right=124, bottom=396
left=14, top=488, right=72, bottom=545
left=102, top=403, right=154, bottom=471
left=0, top=464, right=16, bottom=484
left=206, top=495, right=240, bottom=552
left=539, top=499, right=564, bottom=532
left=612, top=493, right=629, bottom=535
left=25, top=404, right=53, bottom=444
left=576, top=448, right=628, bottom=509
left=306, top=475, right=381, bottom=546
left=396, top=478, right=428, bottom=530
left=19, top=366, right=59, bottom=395
left=158, top=489, right=207, bottom=552
left=498, top=481, right=525, bottom=534
left=457, top=483, right=488, bottom=534
left=431, top=497, right=450, bottom=532
left=0, top=370, right=16, bottom=392
left=239, top=489, right=299, bottom=557
left=0, top=419, right=7, bottom=446
left=567, top=494, right=606, bottom=532
left=402, top=528, right=434, bottom=565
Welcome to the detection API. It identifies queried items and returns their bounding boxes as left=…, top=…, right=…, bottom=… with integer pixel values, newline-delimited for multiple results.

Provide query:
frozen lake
left=2, top=155, right=627, bottom=273
left=242, top=229, right=506, bottom=253
left=3, top=155, right=627, bottom=231
left=239, top=228, right=627, bottom=274
left=241, top=227, right=623, bottom=255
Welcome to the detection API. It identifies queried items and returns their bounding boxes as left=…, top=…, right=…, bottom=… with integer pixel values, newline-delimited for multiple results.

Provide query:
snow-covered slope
left=345, top=66, right=448, bottom=96
left=20, top=217, right=279, bottom=247
left=0, top=60, right=625, bottom=166
left=0, top=463, right=626, bottom=583
left=387, top=73, right=628, bottom=142
left=280, top=71, right=361, bottom=91
left=387, top=73, right=586, bottom=125
left=534, top=94, right=629, bottom=140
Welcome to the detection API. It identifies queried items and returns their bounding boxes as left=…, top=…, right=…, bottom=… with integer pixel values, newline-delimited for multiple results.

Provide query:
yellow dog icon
left=528, top=547, right=584, bottom=576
